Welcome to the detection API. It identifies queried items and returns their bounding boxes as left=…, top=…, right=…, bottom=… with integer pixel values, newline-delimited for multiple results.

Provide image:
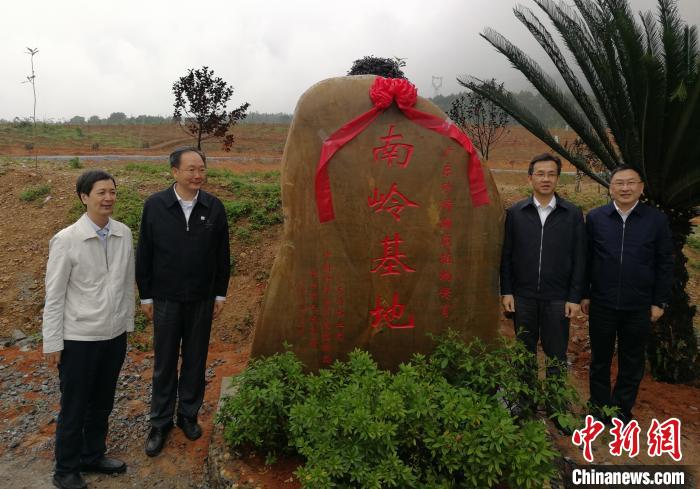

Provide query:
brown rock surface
left=251, top=76, right=504, bottom=370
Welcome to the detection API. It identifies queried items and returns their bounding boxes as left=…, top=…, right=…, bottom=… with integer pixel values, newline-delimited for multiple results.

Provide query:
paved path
left=5, top=154, right=281, bottom=163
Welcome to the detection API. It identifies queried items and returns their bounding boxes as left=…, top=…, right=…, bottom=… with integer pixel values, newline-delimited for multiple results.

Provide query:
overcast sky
left=1, top=0, right=698, bottom=120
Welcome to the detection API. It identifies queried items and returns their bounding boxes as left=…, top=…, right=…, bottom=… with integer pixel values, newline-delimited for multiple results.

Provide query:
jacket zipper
left=616, top=220, right=626, bottom=308
left=103, top=236, right=116, bottom=335
left=104, top=237, right=109, bottom=271
left=537, top=223, right=544, bottom=292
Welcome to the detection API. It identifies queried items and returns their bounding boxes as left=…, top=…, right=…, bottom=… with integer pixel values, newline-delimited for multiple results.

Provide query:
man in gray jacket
left=43, top=170, right=134, bottom=489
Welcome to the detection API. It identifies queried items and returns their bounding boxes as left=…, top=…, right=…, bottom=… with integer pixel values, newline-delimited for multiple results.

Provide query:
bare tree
left=23, top=47, right=39, bottom=166
left=448, top=80, right=510, bottom=161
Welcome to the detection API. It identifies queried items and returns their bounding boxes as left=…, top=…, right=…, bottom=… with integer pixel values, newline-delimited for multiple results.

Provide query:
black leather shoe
left=176, top=415, right=202, bottom=441
left=80, top=456, right=126, bottom=474
left=615, top=411, right=634, bottom=426
left=53, top=472, right=87, bottom=489
left=145, top=424, right=172, bottom=457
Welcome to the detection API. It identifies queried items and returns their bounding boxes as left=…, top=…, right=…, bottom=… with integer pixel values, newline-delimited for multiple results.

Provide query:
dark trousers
left=55, top=333, right=126, bottom=475
left=150, top=298, right=214, bottom=428
left=513, top=296, right=570, bottom=377
left=589, top=303, right=650, bottom=417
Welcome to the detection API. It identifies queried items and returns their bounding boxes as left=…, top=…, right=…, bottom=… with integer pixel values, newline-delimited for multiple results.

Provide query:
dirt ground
left=1, top=125, right=698, bottom=488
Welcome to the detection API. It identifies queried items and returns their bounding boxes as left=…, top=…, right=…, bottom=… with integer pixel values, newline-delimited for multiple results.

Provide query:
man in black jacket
left=581, top=166, right=673, bottom=424
left=500, top=153, right=586, bottom=378
left=136, top=147, right=230, bottom=456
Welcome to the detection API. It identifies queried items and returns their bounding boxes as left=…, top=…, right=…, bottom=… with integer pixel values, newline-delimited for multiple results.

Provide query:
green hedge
left=217, top=332, right=578, bottom=488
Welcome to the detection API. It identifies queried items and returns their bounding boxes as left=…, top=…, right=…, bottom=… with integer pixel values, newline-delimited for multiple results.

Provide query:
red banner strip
left=315, top=77, right=490, bottom=223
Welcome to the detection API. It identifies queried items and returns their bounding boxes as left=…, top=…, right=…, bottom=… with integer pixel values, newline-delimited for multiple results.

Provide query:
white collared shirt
left=614, top=200, right=639, bottom=223
left=173, top=185, right=199, bottom=224
left=86, top=215, right=110, bottom=249
left=533, top=195, right=557, bottom=226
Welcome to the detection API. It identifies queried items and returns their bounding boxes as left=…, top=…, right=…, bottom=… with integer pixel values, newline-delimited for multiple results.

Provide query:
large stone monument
left=251, top=75, right=504, bottom=371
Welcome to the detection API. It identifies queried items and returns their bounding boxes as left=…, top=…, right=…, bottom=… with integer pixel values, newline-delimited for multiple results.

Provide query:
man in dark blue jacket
left=581, top=166, right=673, bottom=423
left=136, top=147, right=230, bottom=456
left=501, top=153, right=586, bottom=379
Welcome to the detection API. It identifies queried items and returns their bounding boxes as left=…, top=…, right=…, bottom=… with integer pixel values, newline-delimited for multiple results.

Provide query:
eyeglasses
left=179, top=167, right=207, bottom=175
left=532, top=172, right=558, bottom=179
left=611, top=180, right=641, bottom=188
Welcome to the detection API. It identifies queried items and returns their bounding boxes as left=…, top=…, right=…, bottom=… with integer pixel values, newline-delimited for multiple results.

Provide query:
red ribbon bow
left=315, top=76, right=490, bottom=222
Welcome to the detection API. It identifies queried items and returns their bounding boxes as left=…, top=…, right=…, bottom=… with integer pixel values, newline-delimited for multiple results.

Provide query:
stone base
left=205, top=375, right=249, bottom=489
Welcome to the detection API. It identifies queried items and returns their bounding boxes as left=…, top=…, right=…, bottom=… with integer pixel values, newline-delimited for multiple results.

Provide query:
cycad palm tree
left=462, top=0, right=699, bottom=382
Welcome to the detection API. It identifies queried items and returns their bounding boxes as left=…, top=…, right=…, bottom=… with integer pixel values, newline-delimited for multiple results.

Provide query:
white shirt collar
left=173, top=184, right=199, bottom=205
left=614, top=200, right=639, bottom=218
left=85, top=214, right=110, bottom=234
left=533, top=194, right=556, bottom=210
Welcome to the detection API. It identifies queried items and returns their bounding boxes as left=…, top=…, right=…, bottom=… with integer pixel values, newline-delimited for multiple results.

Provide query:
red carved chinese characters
left=307, top=269, right=319, bottom=350
left=572, top=415, right=606, bottom=463
left=320, top=251, right=333, bottom=365
left=365, top=125, right=418, bottom=332
left=373, top=125, right=414, bottom=168
left=368, top=183, right=419, bottom=222
left=335, top=286, right=345, bottom=342
left=608, top=418, right=641, bottom=458
left=370, top=292, right=415, bottom=329
left=371, top=233, right=416, bottom=276
left=301, top=253, right=345, bottom=365
left=438, top=148, right=455, bottom=318
left=647, top=417, right=682, bottom=461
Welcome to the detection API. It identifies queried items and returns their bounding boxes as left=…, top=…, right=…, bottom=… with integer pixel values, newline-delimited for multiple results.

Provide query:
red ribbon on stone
left=315, top=76, right=490, bottom=223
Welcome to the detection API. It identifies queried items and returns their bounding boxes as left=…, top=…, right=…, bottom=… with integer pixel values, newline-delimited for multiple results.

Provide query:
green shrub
left=20, top=184, right=51, bottom=202
left=218, top=333, right=572, bottom=488
left=68, top=157, right=82, bottom=169
left=217, top=349, right=308, bottom=456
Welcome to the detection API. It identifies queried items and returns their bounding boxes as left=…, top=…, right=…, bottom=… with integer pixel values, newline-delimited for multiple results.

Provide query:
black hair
left=76, top=170, right=116, bottom=201
left=610, top=165, right=641, bottom=180
left=528, top=152, right=562, bottom=175
left=169, top=147, right=206, bottom=168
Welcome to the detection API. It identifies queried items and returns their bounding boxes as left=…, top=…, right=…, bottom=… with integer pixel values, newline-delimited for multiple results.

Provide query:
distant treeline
left=0, top=111, right=293, bottom=125
left=1, top=91, right=567, bottom=127
left=430, top=91, right=568, bottom=129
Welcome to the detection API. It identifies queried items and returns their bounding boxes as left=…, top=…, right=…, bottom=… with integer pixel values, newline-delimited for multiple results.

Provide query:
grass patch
left=68, top=157, right=83, bottom=169
left=20, top=184, right=51, bottom=202
left=233, top=225, right=253, bottom=242
left=124, top=162, right=170, bottom=175
left=214, top=170, right=282, bottom=230
left=687, top=228, right=700, bottom=251
left=224, top=199, right=254, bottom=221
left=556, top=187, right=609, bottom=213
